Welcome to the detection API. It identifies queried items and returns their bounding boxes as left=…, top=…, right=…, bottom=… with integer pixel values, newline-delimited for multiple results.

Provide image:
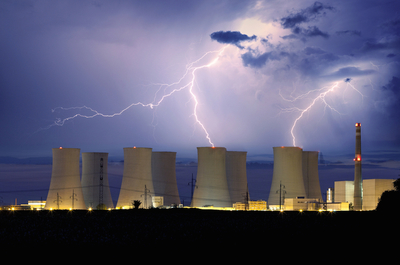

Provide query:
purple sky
left=1, top=1, right=400, bottom=204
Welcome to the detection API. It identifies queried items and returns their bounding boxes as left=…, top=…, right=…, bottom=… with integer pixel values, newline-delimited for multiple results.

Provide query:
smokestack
left=353, top=123, right=362, bottom=210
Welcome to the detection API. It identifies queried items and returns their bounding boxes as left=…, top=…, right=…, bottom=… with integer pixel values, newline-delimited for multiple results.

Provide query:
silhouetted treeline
left=376, top=178, right=400, bottom=211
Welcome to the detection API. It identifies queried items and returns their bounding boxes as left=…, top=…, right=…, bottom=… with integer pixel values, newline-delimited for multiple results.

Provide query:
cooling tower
left=44, top=148, right=87, bottom=210
left=268, top=147, right=306, bottom=208
left=191, top=147, right=231, bottom=207
left=226, top=151, right=249, bottom=205
left=81, top=152, right=114, bottom=209
left=116, top=147, right=154, bottom=209
left=353, top=123, right=362, bottom=210
left=151, top=151, right=180, bottom=206
left=302, top=151, right=323, bottom=201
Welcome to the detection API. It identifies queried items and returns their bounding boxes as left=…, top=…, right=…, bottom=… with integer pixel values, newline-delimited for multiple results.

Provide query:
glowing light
left=59, top=147, right=62, bottom=149
left=355, top=123, right=361, bottom=127
left=43, top=46, right=228, bottom=147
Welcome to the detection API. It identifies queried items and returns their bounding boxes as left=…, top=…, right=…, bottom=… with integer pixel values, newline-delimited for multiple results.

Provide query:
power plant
left=44, top=148, right=86, bottom=210
left=35, top=123, right=394, bottom=212
left=81, top=152, right=114, bottom=210
left=116, top=147, right=154, bottom=209
left=151, top=151, right=180, bottom=206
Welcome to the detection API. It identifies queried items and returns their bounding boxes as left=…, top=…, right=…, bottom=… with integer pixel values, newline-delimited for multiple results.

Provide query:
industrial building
left=334, top=181, right=354, bottom=205
left=44, top=147, right=87, bottom=210
left=151, top=151, right=181, bottom=206
left=191, top=147, right=231, bottom=208
left=116, top=147, right=154, bottom=209
left=362, top=179, right=395, bottom=210
left=81, top=152, right=114, bottom=210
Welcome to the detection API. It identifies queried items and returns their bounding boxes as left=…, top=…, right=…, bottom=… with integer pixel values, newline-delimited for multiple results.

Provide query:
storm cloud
left=210, top=30, right=257, bottom=49
left=280, top=1, right=334, bottom=29
left=280, top=1, right=333, bottom=40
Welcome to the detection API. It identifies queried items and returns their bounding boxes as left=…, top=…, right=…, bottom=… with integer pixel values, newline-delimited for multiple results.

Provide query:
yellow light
left=69, top=208, right=72, bottom=211
left=88, top=207, right=92, bottom=211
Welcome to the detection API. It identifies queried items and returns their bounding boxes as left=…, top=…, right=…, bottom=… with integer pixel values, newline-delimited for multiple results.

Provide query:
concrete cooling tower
left=268, top=146, right=306, bottom=208
left=151, top=151, right=180, bottom=206
left=81, top=152, right=114, bottom=209
left=44, top=148, right=87, bottom=210
left=302, top=151, right=323, bottom=201
left=226, top=151, right=249, bottom=205
left=191, top=147, right=231, bottom=208
left=116, top=147, right=154, bottom=209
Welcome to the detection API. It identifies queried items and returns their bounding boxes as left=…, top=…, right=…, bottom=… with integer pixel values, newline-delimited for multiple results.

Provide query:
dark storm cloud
left=210, top=31, right=257, bottom=49
left=279, top=2, right=333, bottom=40
left=280, top=1, right=334, bottom=29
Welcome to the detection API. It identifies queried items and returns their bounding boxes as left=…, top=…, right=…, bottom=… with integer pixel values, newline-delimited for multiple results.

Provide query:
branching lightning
left=42, top=46, right=228, bottom=147
left=280, top=80, right=364, bottom=147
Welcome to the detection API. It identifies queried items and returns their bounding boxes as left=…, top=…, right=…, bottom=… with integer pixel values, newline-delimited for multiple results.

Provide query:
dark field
left=0, top=209, right=397, bottom=246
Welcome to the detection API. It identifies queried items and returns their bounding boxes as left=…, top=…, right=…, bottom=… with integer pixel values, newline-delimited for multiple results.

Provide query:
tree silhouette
left=376, top=178, right=400, bottom=211
left=133, top=200, right=141, bottom=209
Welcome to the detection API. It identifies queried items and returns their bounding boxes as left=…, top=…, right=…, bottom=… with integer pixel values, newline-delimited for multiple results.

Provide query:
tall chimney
left=353, top=123, right=362, bottom=210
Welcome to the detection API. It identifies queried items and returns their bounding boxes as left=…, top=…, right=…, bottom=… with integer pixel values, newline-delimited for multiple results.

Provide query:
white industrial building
left=362, top=179, right=395, bottom=210
left=334, top=181, right=354, bottom=206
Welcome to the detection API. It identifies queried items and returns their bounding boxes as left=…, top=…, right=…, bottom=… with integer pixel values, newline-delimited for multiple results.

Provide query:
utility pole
left=276, top=181, right=286, bottom=210
left=141, top=185, right=151, bottom=209
left=70, top=189, right=78, bottom=210
left=54, top=192, right=62, bottom=209
left=99, top=157, right=104, bottom=209
left=188, top=173, right=197, bottom=206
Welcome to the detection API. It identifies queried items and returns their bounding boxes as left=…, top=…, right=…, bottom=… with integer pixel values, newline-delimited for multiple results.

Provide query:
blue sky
left=1, top=1, right=400, bottom=199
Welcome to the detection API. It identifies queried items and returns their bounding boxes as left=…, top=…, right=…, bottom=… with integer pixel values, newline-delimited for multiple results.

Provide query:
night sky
left=1, top=0, right=400, bottom=205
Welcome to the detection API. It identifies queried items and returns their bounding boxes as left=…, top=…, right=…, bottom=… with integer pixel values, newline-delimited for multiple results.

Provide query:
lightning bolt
left=41, top=46, right=228, bottom=147
left=280, top=80, right=364, bottom=147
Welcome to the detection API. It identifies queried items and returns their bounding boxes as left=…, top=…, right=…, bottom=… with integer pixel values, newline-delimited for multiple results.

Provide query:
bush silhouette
left=376, top=178, right=400, bottom=211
